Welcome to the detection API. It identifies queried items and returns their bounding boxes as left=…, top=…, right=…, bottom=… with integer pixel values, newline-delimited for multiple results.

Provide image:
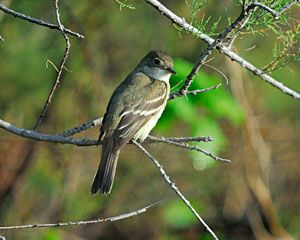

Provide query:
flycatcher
left=91, top=50, right=176, bottom=194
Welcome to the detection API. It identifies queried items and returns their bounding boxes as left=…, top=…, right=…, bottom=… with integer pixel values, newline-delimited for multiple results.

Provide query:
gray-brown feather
left=91, top=138, right=120, bottom=194
left=92, top=50, right=173, bottom=194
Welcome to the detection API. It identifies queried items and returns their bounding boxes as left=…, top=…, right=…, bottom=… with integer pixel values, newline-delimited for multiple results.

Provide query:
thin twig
left=148, top=136, right=230, bottom=163
left=0, top=35, right=4, bottom=41
left=175, top=44, right=220, bottom=97
left=169, top=83, right=222, bottom=100
left=251, top=2, right=279, bottom=18
left=0, top=3, right=84, bottom=39
left=228, top=1, right=299, bottom=48
left=33, top=0, right=71, bottom=130
left=204, top=63, right=229, bottom=85
left=168, top=141, right=231, bottom=163
left=62, top=118, right=103, bottom=137
left=0, top=118, right=98, bottom=146
left=167, top=2, right=277, bottom=99
left=278, top=0, right=300, bottom=14
left=147, top=135, right=213, bottom=143
left=0, top=201, right=160, bottom=230
left=146, top=0, right=300, bottom=100
left=133, top=141, right=219, bottom=240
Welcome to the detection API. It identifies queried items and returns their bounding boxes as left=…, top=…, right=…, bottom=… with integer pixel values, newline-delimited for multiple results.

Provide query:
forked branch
left=133, top=141, right=219, bottom=240
left=146, top=0, right=300, bottom=100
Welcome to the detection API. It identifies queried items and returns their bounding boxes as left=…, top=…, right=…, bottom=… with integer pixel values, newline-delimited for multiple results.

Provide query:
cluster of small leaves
left=237, top=0, right=300, bottom=72
left=157, top=59, right=245, bottom=168
left=243, top=1, right=290, bottom=36
left=227, top=0, right=300, bottom=72
left=186, top=0, right=222, bottom=36
left=115, top=0, right=135, bottom=10
left=186, top=0, right=208, bottom=21
left=264, top=23, right=300, bottom=72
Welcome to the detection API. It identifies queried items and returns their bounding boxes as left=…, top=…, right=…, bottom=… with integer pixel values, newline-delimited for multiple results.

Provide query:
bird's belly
left=133, top=107, right=165, bottom=142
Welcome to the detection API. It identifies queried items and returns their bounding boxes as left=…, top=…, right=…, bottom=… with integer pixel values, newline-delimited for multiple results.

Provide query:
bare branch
left=0, top=35, right=4, bottom=41
left=0, top=201, right=160, bottom=231
left=278, top=0, right=300, bottom=14
left=169, top=83, right=222, bottom=100
left=0, top=3, right=84, bottom=39
left=0, top=118, right=213, bottom=147
left=168, top=141, right=230, bottom=163
left=0, top=118, right=97, bottom=146
left=148, top=136, right=230, bottom=163
left=63, top=118, right=103, bottom=137
left=33, top=0, right=71, bottom=130
left=146, top=0, right=300, bottom=100
left=147, top=135, right=213, bottom=143
left=250, top=2, right=279, bottom=18
left=133, top=141, right=219, bottom=240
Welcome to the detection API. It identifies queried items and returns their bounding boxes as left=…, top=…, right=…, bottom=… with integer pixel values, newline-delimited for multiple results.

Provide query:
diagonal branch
left=250, top=2, right=279, bottom=18
left=0, top=3, right=84, bottom=39
left=0, top=201, right=160, bottom=231
left=146, top=0, right=300, bottom=100
left=175, top=0, right=260, bottom=97
left=150, top=137, right=231, bottom=163
left=62, top=118, right=103, bottom=137
left=278, top=0, right=300, bottom=14
left=33, top=0, right=71, bottom=130
left=133, top=141, right=219, bottom=240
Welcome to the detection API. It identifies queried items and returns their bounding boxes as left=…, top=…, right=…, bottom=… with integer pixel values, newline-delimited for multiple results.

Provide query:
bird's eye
left=153, top=58, right=160, bottom=65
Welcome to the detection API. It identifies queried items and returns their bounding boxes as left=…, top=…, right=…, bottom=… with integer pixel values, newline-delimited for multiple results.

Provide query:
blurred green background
left=0, top=1, right=299, bottom=239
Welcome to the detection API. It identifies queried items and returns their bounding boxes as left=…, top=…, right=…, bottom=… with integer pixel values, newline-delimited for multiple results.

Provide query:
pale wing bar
left=114, top=91, right=167, bottom=144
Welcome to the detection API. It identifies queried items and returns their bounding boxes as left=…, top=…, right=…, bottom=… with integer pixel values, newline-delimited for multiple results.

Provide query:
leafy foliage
left=156, top=59, right=244, bottom=167
left=186, top=0, right=300, bottom=72
left=115, top=0, right=135, bottom=10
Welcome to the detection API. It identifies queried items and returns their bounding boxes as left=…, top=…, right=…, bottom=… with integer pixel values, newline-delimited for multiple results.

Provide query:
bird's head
left=138, top=50, right=176, bottom=82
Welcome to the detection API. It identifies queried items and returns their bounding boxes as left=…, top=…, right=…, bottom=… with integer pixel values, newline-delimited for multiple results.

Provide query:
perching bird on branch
left=91, top=50, right=176, bottom=194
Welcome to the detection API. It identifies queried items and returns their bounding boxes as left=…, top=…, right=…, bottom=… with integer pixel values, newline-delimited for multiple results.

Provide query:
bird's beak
left=165, top=66, right=176, bottom=75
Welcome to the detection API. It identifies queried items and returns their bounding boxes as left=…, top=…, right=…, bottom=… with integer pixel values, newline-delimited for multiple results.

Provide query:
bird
left=91, top=50, right=176, bottom=194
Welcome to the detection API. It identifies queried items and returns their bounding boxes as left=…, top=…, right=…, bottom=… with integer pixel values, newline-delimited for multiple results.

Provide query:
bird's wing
left=99, top=73, right=168, bottom=147
left=115, top=78, right=168, bottom=148
left=114, top=93, right=166, bottom=146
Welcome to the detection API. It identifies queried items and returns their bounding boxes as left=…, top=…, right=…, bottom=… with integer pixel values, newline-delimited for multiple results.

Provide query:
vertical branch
left=33, top=0, right=71, bottom=130
left=133, top=141, right=219, bottom=240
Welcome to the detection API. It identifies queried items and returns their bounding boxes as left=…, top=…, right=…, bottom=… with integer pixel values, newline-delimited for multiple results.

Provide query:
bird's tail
left=91, top=138, right=120, bottom=194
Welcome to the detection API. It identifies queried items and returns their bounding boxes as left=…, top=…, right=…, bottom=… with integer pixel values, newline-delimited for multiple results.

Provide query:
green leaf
left=171, top=59, right=245, bottom=126
left=163, top=200, right=198, bottom=229
left=42, top=230, right=60, bottom=240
